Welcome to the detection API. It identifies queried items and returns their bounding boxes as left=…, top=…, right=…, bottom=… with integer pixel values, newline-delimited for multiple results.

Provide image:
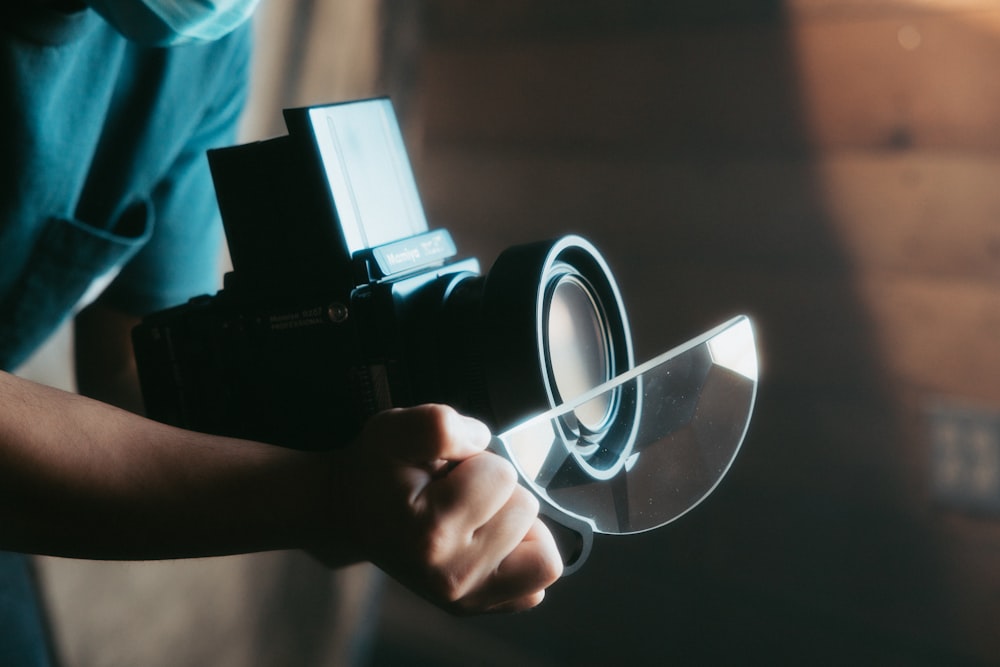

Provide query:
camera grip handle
left=538, top=502, right=593, bottom=577
left=487, top=434, right=593, bottom=575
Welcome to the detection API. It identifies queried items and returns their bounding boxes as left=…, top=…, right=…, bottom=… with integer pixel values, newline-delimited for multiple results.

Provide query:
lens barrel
left=478, top=235, right=633, bottom=430
left=398, top=235, right=639, bottom=480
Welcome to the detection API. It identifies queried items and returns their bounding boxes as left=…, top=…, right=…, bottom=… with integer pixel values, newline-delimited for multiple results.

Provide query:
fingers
left=347, top=404, right=563, bottom=615
left=417, top=468, right=564, bottom=613
left=420, top=448, right=519, bottom=528
left=454, top=519, right=565, bottom=615
left=419, top=472, right=538, bottom=601
left=363, top=404, right=491, bottom=465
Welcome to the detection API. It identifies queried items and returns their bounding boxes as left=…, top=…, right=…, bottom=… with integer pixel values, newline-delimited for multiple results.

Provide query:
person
left=0, top=1, right=563, bottom=664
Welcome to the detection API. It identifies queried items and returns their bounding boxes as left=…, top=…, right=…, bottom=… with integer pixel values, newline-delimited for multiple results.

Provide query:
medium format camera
left=132, top=98, right=638, bottom=455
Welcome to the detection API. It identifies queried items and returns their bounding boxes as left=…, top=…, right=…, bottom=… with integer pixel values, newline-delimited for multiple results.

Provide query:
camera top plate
left=208, top=97, right=432, bottom=295
left=283, top=98, right=429, bottom=254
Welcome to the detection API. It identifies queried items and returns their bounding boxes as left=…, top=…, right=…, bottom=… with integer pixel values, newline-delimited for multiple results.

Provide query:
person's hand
left=326, top=404, right=563, bottom=614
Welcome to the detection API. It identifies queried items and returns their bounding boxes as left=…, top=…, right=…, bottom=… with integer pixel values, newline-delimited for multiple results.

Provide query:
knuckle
left=425, top=568, right=466, bottom=604
left=511, top=483, right=540, bottom=515
left=418, top=524, right=452, bottom=567
left=418, top=526, right=471, bottom=603
left=429, top=567, right=474, bottom=607
left=427, top=402, right=457, bottom=430
left=490, top=455, right=519, bottom=489
left=418, top=403, right=460, bottom=445
left=539, top=546, right=564, bottom=585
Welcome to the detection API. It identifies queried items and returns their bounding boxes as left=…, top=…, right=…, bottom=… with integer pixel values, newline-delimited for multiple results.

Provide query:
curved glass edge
left=494, top=315, right=758, bottom=535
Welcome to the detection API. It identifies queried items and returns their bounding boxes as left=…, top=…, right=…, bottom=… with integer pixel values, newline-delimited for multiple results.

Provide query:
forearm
left=0, top=368, right=562, bottom=612
left=0, top=370, right=331, bottom=561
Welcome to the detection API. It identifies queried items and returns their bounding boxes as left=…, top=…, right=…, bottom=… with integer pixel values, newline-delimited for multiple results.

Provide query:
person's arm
left=0, top=368, right=324, bottom=560
left=9, top=310, right=563, bottom=613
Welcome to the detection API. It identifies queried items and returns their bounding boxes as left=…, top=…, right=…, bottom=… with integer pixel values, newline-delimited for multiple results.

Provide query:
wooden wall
left=370, top=1, right=1000, bottom=664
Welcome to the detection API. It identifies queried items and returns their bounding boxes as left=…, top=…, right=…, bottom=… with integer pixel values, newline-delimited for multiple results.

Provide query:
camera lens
left=544, top=271, right=613, bottom=431
left=406, top=234, right=640, bottom=483
left=474, top=235, right=639, bottom=483
left=477, top=235, right=635, bottom=446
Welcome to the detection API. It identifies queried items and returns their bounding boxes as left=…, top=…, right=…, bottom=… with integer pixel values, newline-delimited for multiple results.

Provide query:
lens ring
left=480, top=235, right=639, bottom=481
left=532, top=239, right=638, bottom=479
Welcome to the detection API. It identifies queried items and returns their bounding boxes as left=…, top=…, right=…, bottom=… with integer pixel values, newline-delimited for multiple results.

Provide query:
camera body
left=132, top=249, right=479, bottom=450
left=133, top=99, right=635, bottom=451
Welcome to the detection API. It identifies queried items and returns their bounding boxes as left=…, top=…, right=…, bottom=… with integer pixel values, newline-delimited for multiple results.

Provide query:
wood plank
left=416, top=149, right=1000, bottom=284
left=416, top=10, right=1000, bottom=153
left=417, top=147, right=1000, bottom=399
left=789, top=0, right=1000, bottom=17
left=857, top=272, right=1000, bottom=402
left=422, top=0, right=785, bottom=43
left=617, top=262, right=1000, bottom=405
left=789, top=11, right=1000, bottom=151
left=812, top=153, right=1000, bottom=282
left=422, top=0, right=998, bottom=42
left=417, top=25, right=809, bottom=155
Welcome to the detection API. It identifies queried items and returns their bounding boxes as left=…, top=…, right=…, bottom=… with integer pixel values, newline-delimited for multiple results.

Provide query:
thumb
left=362, top=405, right=492, bottom=466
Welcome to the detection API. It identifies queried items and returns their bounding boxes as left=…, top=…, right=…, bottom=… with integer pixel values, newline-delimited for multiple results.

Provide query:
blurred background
left=23, top=0, right=1000, bottom=664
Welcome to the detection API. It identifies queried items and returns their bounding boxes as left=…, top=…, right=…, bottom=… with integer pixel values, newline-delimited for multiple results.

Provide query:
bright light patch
left=503, top=417, right=559, bottom=482
left=707, top=318, right=758, bottom=380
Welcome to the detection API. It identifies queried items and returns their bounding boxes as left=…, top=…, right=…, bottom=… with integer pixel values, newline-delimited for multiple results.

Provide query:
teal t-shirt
left=0, top=4, right=251, bottom=370
left=0, top=5, right=252, bottom=664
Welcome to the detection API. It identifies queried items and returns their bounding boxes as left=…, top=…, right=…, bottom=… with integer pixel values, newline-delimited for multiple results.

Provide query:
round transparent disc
left=494, top=316, right=758, bottom=535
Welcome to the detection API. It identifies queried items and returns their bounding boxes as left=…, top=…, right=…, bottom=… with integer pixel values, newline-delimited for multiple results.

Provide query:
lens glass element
left=546, top=275, right=612, bottom=430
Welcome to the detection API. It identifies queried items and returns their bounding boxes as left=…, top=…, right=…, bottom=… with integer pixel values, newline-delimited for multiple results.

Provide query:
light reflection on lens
left=546, top=275, right=612, bottom=430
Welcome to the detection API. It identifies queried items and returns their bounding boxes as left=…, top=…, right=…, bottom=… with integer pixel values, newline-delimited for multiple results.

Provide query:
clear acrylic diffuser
left=493, top=315, right=758, bottom=535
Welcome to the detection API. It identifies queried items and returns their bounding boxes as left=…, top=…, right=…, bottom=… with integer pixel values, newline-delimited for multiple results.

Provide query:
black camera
left=132, top=98, right=637, bottom=453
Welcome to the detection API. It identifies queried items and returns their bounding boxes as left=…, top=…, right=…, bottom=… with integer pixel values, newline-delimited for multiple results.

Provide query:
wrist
left=301, top=447, right=366, bottom=566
